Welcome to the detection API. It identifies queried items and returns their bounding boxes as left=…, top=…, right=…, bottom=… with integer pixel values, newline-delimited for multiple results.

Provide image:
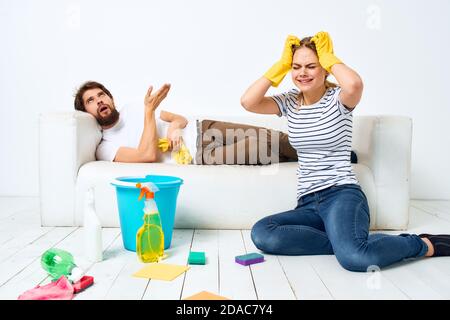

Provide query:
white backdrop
left=1, top=0, right=449, bottom=199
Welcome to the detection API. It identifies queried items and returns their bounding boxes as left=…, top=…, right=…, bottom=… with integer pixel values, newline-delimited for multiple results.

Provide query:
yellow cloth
left=310, top=31, right=342, bottom=73
left=158, top=138, right=193, bottom=165
left=184, top=291, right=230, bottom=300
left=264, top=35, right=300, bottom=87
left=133, top=263, right=189, bottom=281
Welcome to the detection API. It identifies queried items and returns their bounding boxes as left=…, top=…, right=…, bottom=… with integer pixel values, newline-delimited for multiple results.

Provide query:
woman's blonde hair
left=292, top=37, right=337, bottom=108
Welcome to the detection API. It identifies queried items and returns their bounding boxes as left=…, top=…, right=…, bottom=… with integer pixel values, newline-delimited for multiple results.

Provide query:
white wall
left=1, top=0, right=449, bottom=199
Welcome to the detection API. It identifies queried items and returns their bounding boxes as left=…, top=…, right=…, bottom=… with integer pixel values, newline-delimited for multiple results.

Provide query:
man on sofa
left=73, top=81, right=299, bottom=165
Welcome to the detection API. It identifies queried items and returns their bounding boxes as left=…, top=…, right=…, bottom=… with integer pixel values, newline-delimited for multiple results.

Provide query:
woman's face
left=291, top=47, right=327, bottom=93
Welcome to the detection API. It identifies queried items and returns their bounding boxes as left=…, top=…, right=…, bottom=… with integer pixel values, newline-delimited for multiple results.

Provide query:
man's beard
left=96, top=105, right=120, bottom=127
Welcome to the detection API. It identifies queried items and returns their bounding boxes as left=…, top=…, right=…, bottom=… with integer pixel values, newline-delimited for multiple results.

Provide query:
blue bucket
left=111, top=175, right=183, bottom=251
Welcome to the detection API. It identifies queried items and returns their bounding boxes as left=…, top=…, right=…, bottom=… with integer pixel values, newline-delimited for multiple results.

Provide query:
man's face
left=82, top=88, right=119, bottom=127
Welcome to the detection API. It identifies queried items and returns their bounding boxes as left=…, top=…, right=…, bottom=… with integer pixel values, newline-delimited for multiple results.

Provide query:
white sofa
left=39, top=112, right=412, bottom=230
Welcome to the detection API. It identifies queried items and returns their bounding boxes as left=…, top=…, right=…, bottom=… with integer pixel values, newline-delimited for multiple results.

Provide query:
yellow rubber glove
left=172, top=139, right=193, bottom=165
left=264, top=35, right=300, bottom=87
left=158, top=138, right=171, bottom=152
left=158, top=138, right=193, bottom=164
left=310, top=31, right=342, bottom=73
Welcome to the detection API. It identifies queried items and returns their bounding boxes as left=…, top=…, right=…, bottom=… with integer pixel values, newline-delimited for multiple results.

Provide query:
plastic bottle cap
left=137, top=183, right=154, bottom=200
left=68, top=266, right=84, bottom=283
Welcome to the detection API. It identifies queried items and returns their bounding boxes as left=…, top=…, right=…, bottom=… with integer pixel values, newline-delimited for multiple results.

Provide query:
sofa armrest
left=353, top=115, right=412, bottom=230
left=39, top=111, right=101, bottom=226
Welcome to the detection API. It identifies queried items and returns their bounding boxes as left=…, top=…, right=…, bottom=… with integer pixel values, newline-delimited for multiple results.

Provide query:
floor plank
left=0, top=227, right=119, bottom=300
left=0, top=197, right=38, bottom=220
left=142, top=229, right=194, bottom=300
left=241, top=230, right=296, bottom=300
left=0, top=225, right=54, bottom=263
left=411, top=200, right=450, bottom=223
left=49, top=227, right=121, bottom=278
left=376, top=206, right=450, bottom=299
left=0, top=227, right=77, bottom=288
left=180, top=229, right=220, bottom=299
left=103, top=251, right=149, bottom=300
left=0, top=259, right=48, bottom=300
left=0, top=210, right=44, bottom=246
left=277, top=255, right=333, bottom=300
left=381, top=260, right=443, bottom=300
left=401, top=257, right=450, bottom=299
left=217, top=230, right=257, bottom=300
left=308, top=255, right=409, bottom=300
left=74, top=235, right=129, bottom=300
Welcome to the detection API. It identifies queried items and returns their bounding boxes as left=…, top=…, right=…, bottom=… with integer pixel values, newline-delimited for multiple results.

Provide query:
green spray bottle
left=135, top=182, right=164, bottom=263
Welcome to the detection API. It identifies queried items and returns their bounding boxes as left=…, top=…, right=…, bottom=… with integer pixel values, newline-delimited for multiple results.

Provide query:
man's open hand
left=144, top=83, right=171, bottom=113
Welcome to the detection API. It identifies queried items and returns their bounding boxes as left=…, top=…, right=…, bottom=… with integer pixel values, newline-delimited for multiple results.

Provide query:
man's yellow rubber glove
left=158, top=138, right=193, bottom=165
left=264, top=35, right=300, bottom=87
left=310, top=31, right=342, bottom=73
left=172, top=140, right=193, bottom=165
left=158, top=138, right=171, bottom=152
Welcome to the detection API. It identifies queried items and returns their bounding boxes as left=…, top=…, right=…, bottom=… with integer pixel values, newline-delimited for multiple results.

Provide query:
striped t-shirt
left=272, top=86, right=359, bottom=200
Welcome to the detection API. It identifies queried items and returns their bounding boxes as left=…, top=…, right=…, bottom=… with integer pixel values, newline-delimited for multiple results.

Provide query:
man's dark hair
left=74, top=81, right=114, bottom=111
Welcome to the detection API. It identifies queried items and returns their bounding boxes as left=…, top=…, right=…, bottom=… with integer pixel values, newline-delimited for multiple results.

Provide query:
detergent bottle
left=41, top=248, right=84, bottom=283
left=135, top=182, right=164, bottom=263
left=83, top=187, right=103, bottom=262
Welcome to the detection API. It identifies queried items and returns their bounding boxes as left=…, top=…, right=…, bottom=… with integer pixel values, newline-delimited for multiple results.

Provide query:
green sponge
left=188, top=251, right=206, bottom=265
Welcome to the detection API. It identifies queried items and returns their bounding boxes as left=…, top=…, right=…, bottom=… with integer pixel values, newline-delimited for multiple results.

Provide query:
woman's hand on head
left=264, top=35, right=301, bottom=87
left=281, top=35, right=301, bottom=66
left=311, top=32, right=334, bottom=55
left=311, top=31, right=342, bottom=73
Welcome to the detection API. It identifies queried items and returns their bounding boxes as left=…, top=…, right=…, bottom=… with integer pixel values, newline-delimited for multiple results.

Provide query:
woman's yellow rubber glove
left=264, top=35, right=300, bottom=87
left=310, top=31, right=342, bottom=73
left=158, top=138, right=192, bottom=164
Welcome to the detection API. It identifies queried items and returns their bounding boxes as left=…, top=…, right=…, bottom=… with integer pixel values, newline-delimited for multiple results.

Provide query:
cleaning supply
left=310, top=31, right=343, bottom=73
left=188, top=251, right=206, bottom=265
left=18, top=275, right=95, bottom=300
left=158, top=138, right=171, bottom=152
left=112, top=175, right=183, bottom=251
left=135, top=182, right=164, bottom=263
left=18, top=275, right=74, bottom=300
left=235, top=252, right=265, bottom=266
left=264, top=34, right=301, bottom=87
left=172, top=139, right=193, bottom=164
left=41, top=248, right=84, bottom=283
left=72, top=275, right=94, bottom=293
left=158, top=137, right=193, bottom=164
left=83, top=187, right=103, bottom=262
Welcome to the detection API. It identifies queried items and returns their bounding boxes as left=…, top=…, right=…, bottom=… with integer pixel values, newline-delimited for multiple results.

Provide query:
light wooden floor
left=0, top=197, right=449, bottom=300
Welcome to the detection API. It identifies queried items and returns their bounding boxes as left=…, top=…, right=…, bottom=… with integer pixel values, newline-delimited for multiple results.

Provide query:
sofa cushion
left=75, top=161, right=376, bottom=230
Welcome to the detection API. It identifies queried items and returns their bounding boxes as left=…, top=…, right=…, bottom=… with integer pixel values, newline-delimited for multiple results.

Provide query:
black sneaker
left=419, top=234, right=450, bottom=257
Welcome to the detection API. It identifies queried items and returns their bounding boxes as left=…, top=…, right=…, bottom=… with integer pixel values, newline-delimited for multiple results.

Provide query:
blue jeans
left=251, top=183, right=428, bottom=272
